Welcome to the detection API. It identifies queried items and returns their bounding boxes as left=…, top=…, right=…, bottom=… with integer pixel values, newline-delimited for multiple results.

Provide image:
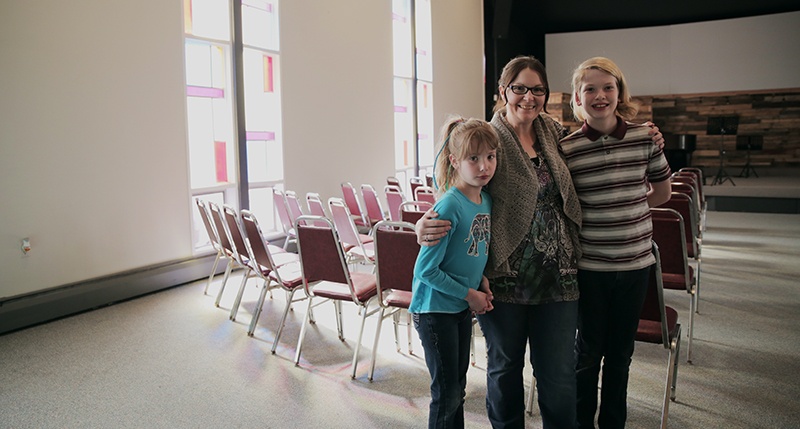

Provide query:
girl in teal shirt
left=410, top=116, right=498, bottom=429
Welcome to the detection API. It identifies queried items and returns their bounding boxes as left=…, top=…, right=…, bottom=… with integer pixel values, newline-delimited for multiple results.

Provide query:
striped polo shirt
left=560, top=118, right=671, bottom=271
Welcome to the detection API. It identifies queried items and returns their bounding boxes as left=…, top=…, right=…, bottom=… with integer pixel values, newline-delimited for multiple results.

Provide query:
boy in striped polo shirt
left=560, top=56, right=672, bottom=429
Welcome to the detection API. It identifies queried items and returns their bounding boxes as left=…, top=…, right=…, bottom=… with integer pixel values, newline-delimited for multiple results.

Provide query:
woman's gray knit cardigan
left=486, top=111, right=583, bottom=278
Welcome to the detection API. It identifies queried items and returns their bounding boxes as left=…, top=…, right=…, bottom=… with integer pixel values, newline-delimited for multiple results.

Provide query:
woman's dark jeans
left=477, top=300, right=579, bottom=429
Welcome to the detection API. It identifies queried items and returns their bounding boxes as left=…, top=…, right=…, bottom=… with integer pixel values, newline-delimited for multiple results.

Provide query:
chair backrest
left=414, top=185, right=436, bottom=205
left=222, top=204, right=251, bottom=265
left=306, top=192, right=326, bottom=217
left=386, top=176, right=402, bottom=193
left=294, top=215, right=354, bottom=298
left=196, top=199, right=221, bottom=251
left=360, top=184, right=386, bottom=225
left=284, top=190, right=305, bottom=226
left=650, top=208, right=692, bottom=292
left=208, top=201, right=235, bottom=259
left=384, top=185, right=406, bottom=222
left=671, top=175, right=704, bottom=217
left=304, top=192, right=330, bottom=227
left=424, top=173, right=433, bottom=187
left=657, top=192, right=699, bottom=258
left=679, top=167, right=704, bottom=188
left=340, top=182, right=366, bottom=224
left=669, top=180, right=697, bottom=206
left=241, top=209, right=276, bottom=276
left=638, top=242, right=671, bottom=347
left=408, top=176, right=424, bottom=198
left=273, top=188, right=294, bottom=234
left=399, top=200, right=433, bottom=225
left=328, top=197, right=363, bottom=249
left=373, top=221, right=419, bottom=300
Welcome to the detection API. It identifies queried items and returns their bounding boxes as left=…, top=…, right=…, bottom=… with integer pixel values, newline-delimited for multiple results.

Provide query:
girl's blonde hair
left=433, top=116, right=499, bottom=196
left=570, top=56, right=639, bottom=122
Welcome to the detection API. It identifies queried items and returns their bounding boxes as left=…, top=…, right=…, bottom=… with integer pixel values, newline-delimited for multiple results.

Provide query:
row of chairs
left=195, top=199, right=305, bottom=354
left=197, top=196, right=422, bottom=380
left=653, top=167, right=705, bottom=364
left=197, top=196, right=682, bottom=426
left=342, top=181, right=435, bottom=233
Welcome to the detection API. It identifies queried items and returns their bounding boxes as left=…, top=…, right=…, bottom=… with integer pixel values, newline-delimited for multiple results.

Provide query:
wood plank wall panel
left=548, top=89, right=800, bottom=168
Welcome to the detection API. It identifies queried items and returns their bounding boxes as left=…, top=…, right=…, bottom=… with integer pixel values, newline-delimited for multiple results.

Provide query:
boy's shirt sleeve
left=413, top=197, right=471, bottom=300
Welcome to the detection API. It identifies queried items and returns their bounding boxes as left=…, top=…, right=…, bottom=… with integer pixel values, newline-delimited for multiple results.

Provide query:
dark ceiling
left=508, top=0, right=800, bottom=34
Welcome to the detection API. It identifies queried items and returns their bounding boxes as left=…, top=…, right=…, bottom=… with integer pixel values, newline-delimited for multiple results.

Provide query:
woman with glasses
left=416, top=56, right=663, bottom=429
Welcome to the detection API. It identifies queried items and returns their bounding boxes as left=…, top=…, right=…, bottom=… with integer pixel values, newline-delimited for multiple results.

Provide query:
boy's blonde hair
left=570, top=56, right=639, bottom=122
left=433, top=116, right=499, bottom=196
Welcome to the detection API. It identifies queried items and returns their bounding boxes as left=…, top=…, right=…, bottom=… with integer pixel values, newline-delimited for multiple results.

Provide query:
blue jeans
left=575, top=267, right=651, bottom=429
left=477, top=300, right=579, bottom=429
left=414, top=309, right=473, bottom=429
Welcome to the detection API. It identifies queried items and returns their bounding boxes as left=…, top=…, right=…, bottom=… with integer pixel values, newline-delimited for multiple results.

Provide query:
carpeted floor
left=1, top=211, right=798, bottom=428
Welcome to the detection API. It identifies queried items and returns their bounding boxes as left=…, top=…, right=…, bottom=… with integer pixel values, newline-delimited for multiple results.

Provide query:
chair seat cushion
left=272, top=252, right=300, bottom=267
left=636, top=306, right=679, bottom=344
left=384, top=290, right=412, bottom=308
left=269, top=261, right=303, bottom=289
left=311, top=272, right=377, bottom=303
left=268, top=244, right=288, bottom=254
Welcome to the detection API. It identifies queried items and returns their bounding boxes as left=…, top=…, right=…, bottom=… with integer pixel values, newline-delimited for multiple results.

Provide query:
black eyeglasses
left=508, top=84, right=547, bottom=96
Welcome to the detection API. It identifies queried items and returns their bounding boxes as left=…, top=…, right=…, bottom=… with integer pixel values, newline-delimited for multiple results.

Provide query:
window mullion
left=231, top=0, right=249, bottom=209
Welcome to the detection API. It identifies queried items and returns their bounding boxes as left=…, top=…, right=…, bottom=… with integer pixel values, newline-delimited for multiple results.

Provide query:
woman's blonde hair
left=570, top=56, right=639, bottom=122
left=433, top=116, right=499, bottom=196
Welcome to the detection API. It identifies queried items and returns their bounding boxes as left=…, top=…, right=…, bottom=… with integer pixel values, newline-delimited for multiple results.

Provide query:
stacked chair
left=651, top=206, right=698, bottom=362
left=368, top=220, right=419, bottom=381
left=195, top=199, right=228, bottom=296
left=635, top=242, right=682, bottom=429
left=293, top=215, right=380, bottom=379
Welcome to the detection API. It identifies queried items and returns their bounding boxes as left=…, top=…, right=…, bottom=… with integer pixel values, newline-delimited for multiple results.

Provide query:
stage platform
left=700, top=168, right=800, bottom=213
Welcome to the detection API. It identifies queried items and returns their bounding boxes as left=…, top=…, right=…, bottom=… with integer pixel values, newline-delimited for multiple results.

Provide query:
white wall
left=431, top=0, right=485, bottom=127
left=546, top=11, right=800, bottom=96
left=0, top=1, right=190, bottom=298
left=281, top=0, right=485, bottom=203
left=0, top=0, right=485, bottom=299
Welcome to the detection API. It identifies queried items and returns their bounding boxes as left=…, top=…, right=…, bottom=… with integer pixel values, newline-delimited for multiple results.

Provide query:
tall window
left=392, top=0, right=433, bottom=194
left=184, top=0, right=284, bottom=251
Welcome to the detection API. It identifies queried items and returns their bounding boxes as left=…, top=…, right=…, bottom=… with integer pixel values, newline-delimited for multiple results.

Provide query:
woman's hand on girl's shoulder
left=645, top=121, right=665, bottom=149
left=415, top=208, right=451, bottom=246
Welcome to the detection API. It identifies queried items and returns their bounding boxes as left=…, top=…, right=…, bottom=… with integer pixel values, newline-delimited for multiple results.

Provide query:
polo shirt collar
left=581, top=116, right=627, bottom=141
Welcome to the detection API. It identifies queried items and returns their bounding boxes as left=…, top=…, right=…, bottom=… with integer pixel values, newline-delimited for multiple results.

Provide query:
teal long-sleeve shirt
left=409, top=187, right=492, bottom=314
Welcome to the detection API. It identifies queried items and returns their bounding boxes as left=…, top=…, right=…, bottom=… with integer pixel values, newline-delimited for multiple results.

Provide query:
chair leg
left=351, top=302, right=372, bottom=379
left=392, top=311, right=401, bottom=352
left=229, top=270, right=251, bottom=321
left=271, top=289, right=298, bottom=354
left=470, top=317, right=478, bottom=366
left=204, top=251, right=222, bottom=295
left=526, top=376, right=536, bottom=415
left=214, top=260, right=235, bottom=307
left=672, top=326, right=682, bottom=401
left=294, top=298, right=315, bottom=366
left=407, top=311, right=413, bottom=355
left=247, top=279, right=272, bottom=336
left=334, top=300, right=344, bottom=341
left=368, top=307, right=387, bottom=382
left=695, top=259, right=701, bottom=314
left=687, top=292, right=696, bottom=363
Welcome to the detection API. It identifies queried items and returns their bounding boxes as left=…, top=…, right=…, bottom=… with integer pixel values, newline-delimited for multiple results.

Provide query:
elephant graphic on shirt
left=465, top=213, right=491, bottom=256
